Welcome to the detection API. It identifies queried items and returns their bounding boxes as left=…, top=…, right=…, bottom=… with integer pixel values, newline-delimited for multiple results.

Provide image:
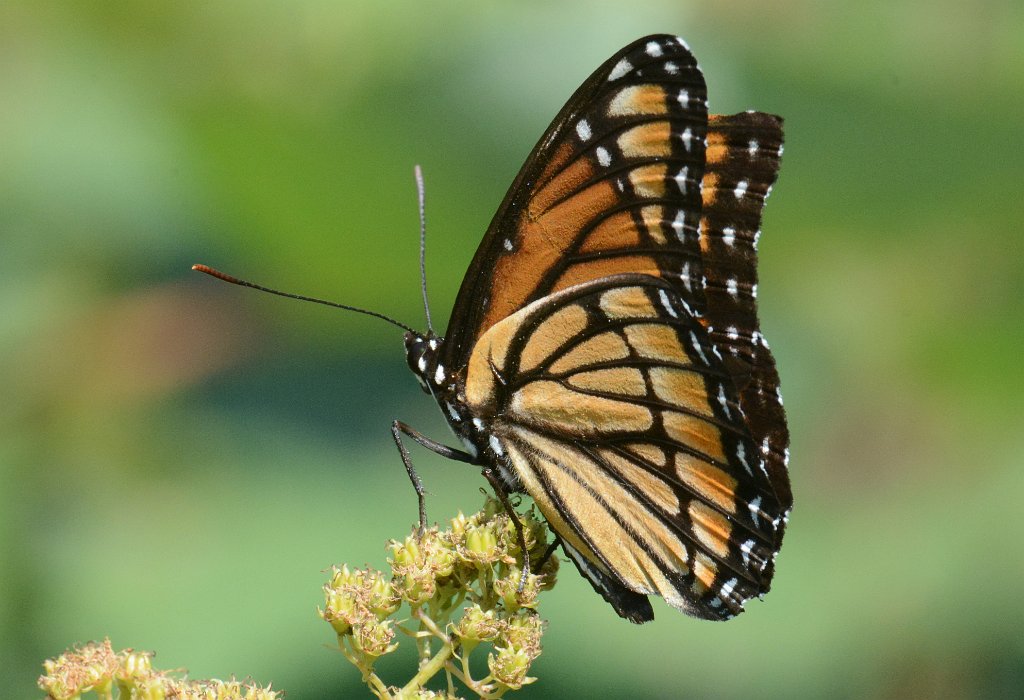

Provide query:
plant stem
left=399, top=642, right=453, bottom=695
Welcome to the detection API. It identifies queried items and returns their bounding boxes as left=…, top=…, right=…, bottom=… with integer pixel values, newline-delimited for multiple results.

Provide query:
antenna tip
left=192, top=264, right=239, bottom=285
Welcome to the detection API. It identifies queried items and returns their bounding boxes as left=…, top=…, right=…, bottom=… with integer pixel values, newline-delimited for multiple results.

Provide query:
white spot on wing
left=740, top=540, right=755, bottom=567
left=446, top=402, right=461, bottom=421
left=674, top=166, right=689, bottom=193
left=748, top=140, right=759, bottom=156
left=645, top=41, right=662, bottom=57
left=664, top=61, right=678, bottom=74
left=681, top=126, right=693, bottom=151
left=596, top=146, right=611, bottom=167
left=417, top=355, right=427, bottom=372
left=689, top=331, right=710, bottom=365
left=749, top=496, right=762, bottom=525
left=681, top=261, right=692, bottom=292
left=608, top=58, right=632, bottom=81
left=434, top=364, right=446, bottom=385
left=733, top=180, right=748, bottom=199
left=503, top=238, right=513, bottom=251
left=677, top=89, right=689, bottom=107
left=717, top=384, right=732, bottom=418
left=736, top=441, right=752, bottom=475
left=658, top=289, right=678, bottom=318
left=678, top=297, right=696, bottom=318
left=576, top=119, right=592, bottom=141
left=726, top=278, right=738, bottom=298
left=722, top=226, right=735, bottom=246
left=671, top=210, right=686, bottom=241
left=676, top=36, right=691, bottom=51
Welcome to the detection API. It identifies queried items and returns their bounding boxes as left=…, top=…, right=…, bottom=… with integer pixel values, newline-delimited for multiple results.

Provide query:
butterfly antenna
left=415, top=164, right=434, bottom=334
left=192, top=264, right=416, bottom=334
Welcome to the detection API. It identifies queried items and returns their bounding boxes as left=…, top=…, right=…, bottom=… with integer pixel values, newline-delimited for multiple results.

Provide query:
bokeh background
left=4, top=2, right=1023, bottom=697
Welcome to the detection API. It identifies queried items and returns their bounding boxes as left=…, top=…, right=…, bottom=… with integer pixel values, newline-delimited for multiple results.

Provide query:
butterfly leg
left=481, top=468, right=532, bottom=594
left=392, top=420, right=477, bottom=535
left=534, top=534, right=561, bottom=575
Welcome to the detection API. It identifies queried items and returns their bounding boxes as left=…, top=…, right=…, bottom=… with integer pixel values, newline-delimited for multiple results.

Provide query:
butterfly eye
left=404, top=332, right=433, bottom=393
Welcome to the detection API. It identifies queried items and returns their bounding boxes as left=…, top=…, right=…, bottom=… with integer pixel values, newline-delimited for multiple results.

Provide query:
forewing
left=441, top=35, right=711, bottom=370
left=464, top=275, right=787, bottom=620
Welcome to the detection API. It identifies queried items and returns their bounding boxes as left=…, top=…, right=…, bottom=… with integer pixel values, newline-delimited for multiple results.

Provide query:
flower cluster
left=321, top=496, right=559, bottom=698
left=38, top=638, right=280, bottom=700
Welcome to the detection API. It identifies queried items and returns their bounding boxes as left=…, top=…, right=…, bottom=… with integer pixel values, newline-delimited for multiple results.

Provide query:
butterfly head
left=404, top=330, right=442, bottom=394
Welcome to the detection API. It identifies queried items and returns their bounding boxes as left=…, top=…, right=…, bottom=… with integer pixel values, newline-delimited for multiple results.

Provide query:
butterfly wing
left=699, top=112, right=792, bottom=563
left=462, top=274, right=787, bottom=620
left=440, top=35, right=710, bottom=370
left=435, top=35, right=792, bottom=621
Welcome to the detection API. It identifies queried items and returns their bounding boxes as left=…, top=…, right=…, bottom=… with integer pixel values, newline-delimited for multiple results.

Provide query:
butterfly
left=196, top=34, right=791, bottom=623
left=398, top=35, right=792, bottom=623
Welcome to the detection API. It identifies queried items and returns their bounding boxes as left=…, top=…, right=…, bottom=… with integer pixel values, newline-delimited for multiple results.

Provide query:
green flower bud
left=365, top=570, right=400, bottom=617
left=503, top=612, right=544, bottom=658
left=448, top=511, right=473, bottom=539
left=493, top=568, right=541, bottom=611
left=488, top=645, right=535, bottom=690
left=328, top=564, right=360, bottom=589
left=463, top=523, right=500, bottom=562
left=130, top=676, right=166, bottom=700
left=118, top=648, right=153, bottom=680
left=322, top=588, right=356, bottom=635
left=427, top=541, right=457, bottom=579
left=388, top=536, right=422, bottom=569
left=452, top=604, right=503, bottom=643
left=352, top=619, right=397, bottom=659
left=399, top=571, right=436, bottom=607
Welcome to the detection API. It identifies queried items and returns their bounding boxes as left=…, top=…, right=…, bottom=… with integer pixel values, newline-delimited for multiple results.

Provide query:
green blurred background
left=3, top=2, right=1023, bottom=697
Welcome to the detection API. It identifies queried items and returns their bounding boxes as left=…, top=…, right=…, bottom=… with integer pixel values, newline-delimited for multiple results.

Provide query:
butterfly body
left=404, top=330, right=518, bottom=488
left=400, top=35, right=791, bottom=623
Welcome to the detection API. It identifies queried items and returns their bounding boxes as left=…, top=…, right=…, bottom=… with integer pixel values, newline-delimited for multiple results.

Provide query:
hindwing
left=698, top=111, right=792, bottom=573
left=462, top=275, right=787, bottom=620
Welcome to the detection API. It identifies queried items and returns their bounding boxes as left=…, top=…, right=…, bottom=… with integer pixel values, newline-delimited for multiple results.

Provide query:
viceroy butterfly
left=196, top=34, right=791, bottom=623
